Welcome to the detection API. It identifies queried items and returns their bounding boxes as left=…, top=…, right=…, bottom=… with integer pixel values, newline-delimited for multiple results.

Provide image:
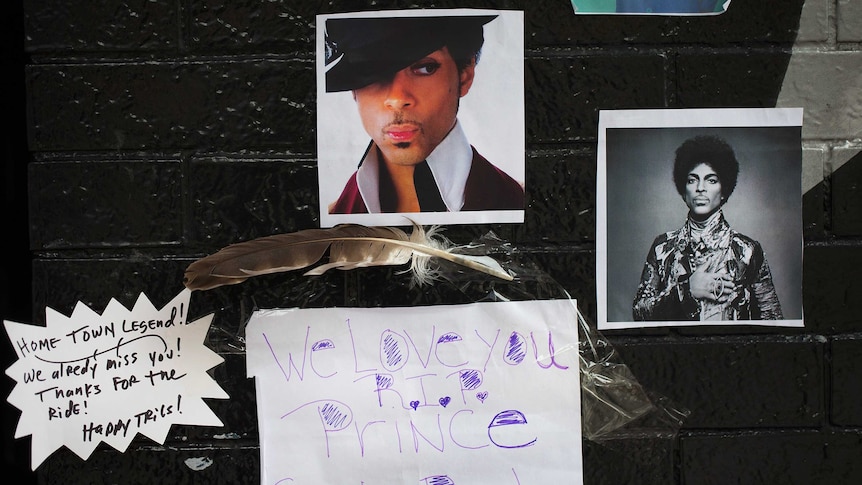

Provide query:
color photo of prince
left=317, top=9, right=526, bottom=228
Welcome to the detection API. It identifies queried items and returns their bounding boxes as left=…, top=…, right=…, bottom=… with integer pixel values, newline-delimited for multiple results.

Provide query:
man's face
left=683, top=162, right=724, bottom=220
left=353, top=46, right=475, bottom=167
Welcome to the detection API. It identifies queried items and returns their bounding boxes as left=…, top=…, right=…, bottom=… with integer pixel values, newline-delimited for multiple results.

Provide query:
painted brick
left=30, top=435, right=677, bottom=485
left=831, top=145, right=862, bottom=174
left=36, top=446, right=261, bottom=485
left=776, top=52, right=862, bottom=140
left=611, top=337, right=824, bottom=428
left=676, top=51, right=795, bottom=108
left=188, top=0, right=805, bottom=50
left=203, top=269, right=346, bottom=328
left=187, top=0, right=317, bottom=52
left=803, top=180, right=827, bottom=239
left=676, top=0, right=804, bottom=44
left=838, top=0, right=862, bottom=42
left=187, top=157, right=320, bottom=248
left=26, top=60, right=314, bottom=152
left=802, top=147, right=826, bottom=237
left=526, top=55, right=665, bottom=142
left=29, top=159, right=182, bottom=249
left=528, top=250, right=597, bottom=321
left=802, top=246, right=862, bottom=333
left=189, top=0, right=538, bottom=53
left=681, top=431, right=862, bottom=485
left=802, top=146, right=825, bottom=194
left=528, top=1, right=670, bottom=45
left=796, top=0, right=830, bottom=43
left=582, top=435, right=675, bottom=485
left=832, top=338, right=862, bottom=426
left=31, top=258, right=190, bottom=326
left=24, top=0, right=177, bottom=53
left=831, top=151, right=862, bottom=236
left=14, top=0, right=862, bottom=483
left=518, top=150, right=596, bottom=244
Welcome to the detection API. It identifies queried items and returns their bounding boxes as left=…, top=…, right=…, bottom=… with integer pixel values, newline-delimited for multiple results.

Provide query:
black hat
left=324, top=15, right=497, bottom=93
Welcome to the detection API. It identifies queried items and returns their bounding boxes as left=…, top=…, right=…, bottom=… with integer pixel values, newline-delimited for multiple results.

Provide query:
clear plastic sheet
left=217, top=226, right=689, bottom=448
left=437, top=230, right=691, bottom=442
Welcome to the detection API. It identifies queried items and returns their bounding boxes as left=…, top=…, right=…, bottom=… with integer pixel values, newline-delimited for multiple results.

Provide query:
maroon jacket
left=329, top=147, right=524, bottom=214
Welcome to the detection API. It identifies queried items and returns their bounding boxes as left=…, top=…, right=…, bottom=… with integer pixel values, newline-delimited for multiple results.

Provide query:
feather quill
left=183, top=224, right=513, bottom=291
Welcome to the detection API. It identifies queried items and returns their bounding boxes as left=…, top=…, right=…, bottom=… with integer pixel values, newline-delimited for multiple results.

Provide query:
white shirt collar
left=355, top=121, right=473, bottom=213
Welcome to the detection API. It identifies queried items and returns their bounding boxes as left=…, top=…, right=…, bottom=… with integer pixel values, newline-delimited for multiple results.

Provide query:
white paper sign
left=246, top=300, right=583, bottom=485
left=4, top=290, right=229, bottom=469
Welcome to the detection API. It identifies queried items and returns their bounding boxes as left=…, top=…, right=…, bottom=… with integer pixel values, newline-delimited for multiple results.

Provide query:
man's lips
left=384, top=124, right=420, bottom=142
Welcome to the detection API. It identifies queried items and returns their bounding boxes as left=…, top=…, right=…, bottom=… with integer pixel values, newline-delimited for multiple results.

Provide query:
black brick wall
left=5, top=1, right=862, bottom=483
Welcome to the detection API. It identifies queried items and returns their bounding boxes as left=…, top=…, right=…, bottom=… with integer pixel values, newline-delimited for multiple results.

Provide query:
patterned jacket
left=633, top=212, right=783, bottom=321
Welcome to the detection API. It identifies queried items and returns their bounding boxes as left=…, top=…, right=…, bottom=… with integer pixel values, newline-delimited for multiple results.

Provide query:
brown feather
left=183, top=224, right=512, bottom=291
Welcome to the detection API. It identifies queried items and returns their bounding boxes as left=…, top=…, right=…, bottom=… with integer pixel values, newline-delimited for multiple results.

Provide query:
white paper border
left=316, top=9, right=525, bottom=228
left=597, top=107, right=804, bottom=330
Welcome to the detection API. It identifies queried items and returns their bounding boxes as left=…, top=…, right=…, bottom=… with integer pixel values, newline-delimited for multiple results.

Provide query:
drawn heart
left=476, top=391, right=488, bottom=403
left=438, top=396, right=451, bottom=408
left=410, top=400, right=420, bottom=410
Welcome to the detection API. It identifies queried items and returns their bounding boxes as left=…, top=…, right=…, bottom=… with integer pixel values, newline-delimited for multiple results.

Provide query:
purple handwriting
left=262, top=321, right=570, bottom=385
left=280, top=399, right=536, bottom=458
left=274, top=467, right=523, bottom=485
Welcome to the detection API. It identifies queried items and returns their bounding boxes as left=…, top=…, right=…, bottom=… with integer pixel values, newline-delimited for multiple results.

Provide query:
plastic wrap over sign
left=246, top=299, right=583, bottom=485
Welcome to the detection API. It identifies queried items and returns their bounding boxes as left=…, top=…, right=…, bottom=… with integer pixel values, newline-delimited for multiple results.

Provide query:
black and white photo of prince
left=632, top=135, right=782, bottom=321
left=602, top=120, right=803, bottom=327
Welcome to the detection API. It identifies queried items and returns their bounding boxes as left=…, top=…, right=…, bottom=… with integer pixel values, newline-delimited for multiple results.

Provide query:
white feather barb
left=183, top=224, right=513, bottom=291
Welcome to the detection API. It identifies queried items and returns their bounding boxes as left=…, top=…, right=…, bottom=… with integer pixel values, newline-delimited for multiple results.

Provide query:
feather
left=183, top=224, right=513, bottom=291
